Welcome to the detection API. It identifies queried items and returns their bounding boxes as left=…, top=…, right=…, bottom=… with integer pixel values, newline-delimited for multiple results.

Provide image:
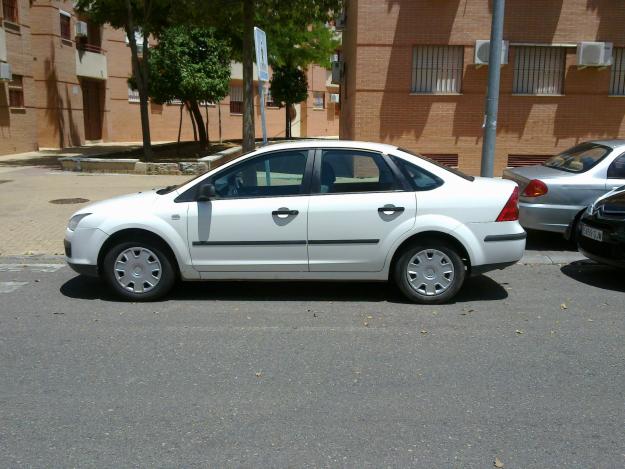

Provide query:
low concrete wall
left=59, top=157, right=210, bottom=175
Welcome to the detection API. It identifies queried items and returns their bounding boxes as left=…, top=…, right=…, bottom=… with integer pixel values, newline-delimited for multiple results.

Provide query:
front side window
left=543, top=143, right=611, bottom=173
left=411, top=45, right=463, bottom=94
left=391, top=156, right=444, bottom=191
left=212, top=150, right=308, bottom=198
left=318, top=150, right=400, bottom=194
left=513, top=46, right=565, bottom=95
left=608, top=154, right=625, bottom=179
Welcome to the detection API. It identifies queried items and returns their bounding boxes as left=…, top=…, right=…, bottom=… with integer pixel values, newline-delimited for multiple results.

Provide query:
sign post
left=254, top=27, right=269, bottom=147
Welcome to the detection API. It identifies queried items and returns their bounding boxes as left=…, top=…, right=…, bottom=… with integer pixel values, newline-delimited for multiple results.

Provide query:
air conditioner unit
left=0, top=63, right=12, bottom=81
left=331, top=60, right=343, bottom=84
left=75, top=21, right=88, bottom=37
left=475, top=40, right=509, bottom=66
left=577, top=42, right=613, bottom=67
left=335, top=10, right=346, bottom=31
left=330, top=93, right=340, bottom=103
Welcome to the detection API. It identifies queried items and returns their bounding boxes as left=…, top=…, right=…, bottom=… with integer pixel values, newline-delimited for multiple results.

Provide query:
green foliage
left=269, top=66, right=308, bottom=107
left=74, top=0, right=173, bottom=36
left=148, top=26, right=231, bottom=105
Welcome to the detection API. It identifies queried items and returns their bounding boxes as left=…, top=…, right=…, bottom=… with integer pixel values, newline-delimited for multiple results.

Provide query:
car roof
left=587, top=139, right=625, bottom=150
left=256, top=139, right=400, bottom=154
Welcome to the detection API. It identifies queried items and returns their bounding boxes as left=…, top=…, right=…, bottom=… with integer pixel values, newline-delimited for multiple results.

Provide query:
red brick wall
left=341, top=0, right=625, bottom=175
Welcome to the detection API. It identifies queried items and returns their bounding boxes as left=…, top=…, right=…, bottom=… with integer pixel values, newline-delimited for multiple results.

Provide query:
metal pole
left=258, top=81, right=268, bottom=146
left=480, top=0, right=505, bottom=177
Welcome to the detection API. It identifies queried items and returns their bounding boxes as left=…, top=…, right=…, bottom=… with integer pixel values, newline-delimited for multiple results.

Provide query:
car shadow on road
left=525, top=229, right=576, bottom=252
left=60, top=274, right=508, bottom=304
left=561, top=260, right=625, bottom=293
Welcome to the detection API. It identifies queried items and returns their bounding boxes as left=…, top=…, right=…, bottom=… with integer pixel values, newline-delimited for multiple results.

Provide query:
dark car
left=576, top=188, right=625, bottom=268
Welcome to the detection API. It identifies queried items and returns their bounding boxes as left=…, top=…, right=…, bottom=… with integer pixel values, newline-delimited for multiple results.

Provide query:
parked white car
left=64, top=140, right=526, bottom=303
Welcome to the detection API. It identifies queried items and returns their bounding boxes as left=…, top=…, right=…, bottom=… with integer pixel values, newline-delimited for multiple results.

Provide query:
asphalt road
left=1, top=259, right=624, bottom=468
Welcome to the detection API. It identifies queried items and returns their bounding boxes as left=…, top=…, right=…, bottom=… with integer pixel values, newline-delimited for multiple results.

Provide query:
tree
left=269, top=67, right=307, bottom=139
left=190, top=0, right=344, bottom=151
left=146, top=26, right=231, bottom=148
left=75, top=0, right=174, bottom=160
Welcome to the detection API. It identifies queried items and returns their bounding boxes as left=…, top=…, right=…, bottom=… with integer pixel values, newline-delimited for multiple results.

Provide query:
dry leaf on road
left=560, top=303, right=568, bottom=310
left=494, top=457, right=504, bottom=468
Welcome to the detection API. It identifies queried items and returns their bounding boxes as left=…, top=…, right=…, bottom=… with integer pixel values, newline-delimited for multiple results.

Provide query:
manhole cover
left=49, top=198, right=90, bottom=205
left=0, top=180, right=13, bottom=184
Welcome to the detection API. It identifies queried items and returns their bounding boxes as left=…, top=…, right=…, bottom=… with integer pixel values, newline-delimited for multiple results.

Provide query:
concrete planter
left=59, top=157, right=139, bottom=173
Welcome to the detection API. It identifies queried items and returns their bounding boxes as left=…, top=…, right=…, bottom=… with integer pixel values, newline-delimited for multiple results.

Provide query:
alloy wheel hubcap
left=114, top=247, right=162, bottom=294
left=406, top=249, right=455, bottom=296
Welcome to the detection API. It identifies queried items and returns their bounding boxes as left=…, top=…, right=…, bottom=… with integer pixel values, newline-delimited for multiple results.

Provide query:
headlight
left=67, top=213, right=92, bottom=231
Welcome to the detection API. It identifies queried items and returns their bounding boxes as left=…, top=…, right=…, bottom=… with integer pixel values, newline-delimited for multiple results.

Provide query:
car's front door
left=307, top=148, right=416, bottom=272
left=186, top=149, right=312, bottom=272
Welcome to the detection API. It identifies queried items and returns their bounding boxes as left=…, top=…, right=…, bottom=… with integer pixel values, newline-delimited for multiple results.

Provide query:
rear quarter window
left=391, top=156, right=444, bottom=191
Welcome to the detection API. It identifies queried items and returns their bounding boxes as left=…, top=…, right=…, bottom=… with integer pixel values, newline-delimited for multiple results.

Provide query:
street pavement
left=1, top=258, right=624, bottom=468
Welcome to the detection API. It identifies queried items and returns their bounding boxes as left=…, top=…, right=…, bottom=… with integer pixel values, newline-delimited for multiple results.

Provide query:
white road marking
left=0, top=281, right=28, bottom=293
left=0, top=264, right=65, bottom=273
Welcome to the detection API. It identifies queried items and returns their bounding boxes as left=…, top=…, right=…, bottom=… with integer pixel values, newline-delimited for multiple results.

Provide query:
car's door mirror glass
left=197, top=183, right=217, bottom=201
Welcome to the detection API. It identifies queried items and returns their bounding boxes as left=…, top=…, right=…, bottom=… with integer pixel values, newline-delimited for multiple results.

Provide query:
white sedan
left=64, top=140, right=526, bottom=304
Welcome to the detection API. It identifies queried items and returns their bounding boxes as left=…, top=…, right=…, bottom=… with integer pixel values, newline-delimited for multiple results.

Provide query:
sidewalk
left=0, top=159, right=586, bottom=263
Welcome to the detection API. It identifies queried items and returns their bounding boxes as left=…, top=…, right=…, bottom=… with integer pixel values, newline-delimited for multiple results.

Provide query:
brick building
left=0, top=0, right=339, bottom=155
left=339, top=0, right=625, bottom=175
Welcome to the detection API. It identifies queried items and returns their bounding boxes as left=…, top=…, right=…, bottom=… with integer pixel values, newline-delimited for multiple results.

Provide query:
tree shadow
left=560, top=260, right=625, bottom=293
left=586, top=0, right=625, bottom=45
left=60, top=274, right=508, bottom=303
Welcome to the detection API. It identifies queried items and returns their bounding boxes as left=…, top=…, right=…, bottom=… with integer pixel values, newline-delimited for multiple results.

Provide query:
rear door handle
left=378, top=206, right=405, bottom=213
left=272, top=209, right=299, bottom=217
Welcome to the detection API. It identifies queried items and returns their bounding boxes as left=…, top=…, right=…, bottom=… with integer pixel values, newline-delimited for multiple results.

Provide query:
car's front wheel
left=394, top=241, right=466, bottom=304
left=102, top=241, right=176, bottom=301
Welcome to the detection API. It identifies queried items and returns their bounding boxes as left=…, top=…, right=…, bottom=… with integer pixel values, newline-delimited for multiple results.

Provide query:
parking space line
left=0, top=264, right=65, bottom=273
left=0, top=281, right=29, bottom=293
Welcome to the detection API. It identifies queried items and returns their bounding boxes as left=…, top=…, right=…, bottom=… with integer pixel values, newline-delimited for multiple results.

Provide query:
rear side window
left=397, top=147, right=474, bottom=181
left=392, top=156, right=444, bottom=191
left=543, top=143, right=611, bottom=173
left=318, top=149, right=400, bottom=194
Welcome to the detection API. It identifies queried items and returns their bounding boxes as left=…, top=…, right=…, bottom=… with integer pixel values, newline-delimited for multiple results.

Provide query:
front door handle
left=378, top=206, right=405, bottom=213
left=272, top=208, right=299, bottom=217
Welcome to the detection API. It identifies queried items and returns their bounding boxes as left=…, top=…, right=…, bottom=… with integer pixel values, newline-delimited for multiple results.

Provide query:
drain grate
left=0, top=180, right=13, bottom=185
left=49, top=198, right=90, bottom=205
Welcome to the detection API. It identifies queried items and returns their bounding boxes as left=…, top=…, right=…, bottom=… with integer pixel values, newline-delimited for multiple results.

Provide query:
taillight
left=522, top=179, right=548, bottom=197
left=496, top=187, right=519, bottom=222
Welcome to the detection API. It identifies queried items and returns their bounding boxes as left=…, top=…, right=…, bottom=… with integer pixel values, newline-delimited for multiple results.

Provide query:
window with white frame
left=411, top=46, right=463, bottom=94
left=610, top=48, right=625, bottom=96
left=229, top=85, right=243, bottom=114
left=513, top=46, right=565, bottom=95
left=313, top=91, right=325, bottom=109
left=128, top=85, right=140, bottom=103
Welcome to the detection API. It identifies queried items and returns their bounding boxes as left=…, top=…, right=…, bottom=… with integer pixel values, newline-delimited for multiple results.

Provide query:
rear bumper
left=518, top=202, right=583, bottom=233
left=465, top=221, right=526, bottom=273
left=471, top=260, right=519, bottom=276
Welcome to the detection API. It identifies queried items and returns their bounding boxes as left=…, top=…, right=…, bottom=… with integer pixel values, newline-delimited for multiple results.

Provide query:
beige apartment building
left=0, top=0, right=340, bottom=155
left=340, top=0, right=625, bottom=175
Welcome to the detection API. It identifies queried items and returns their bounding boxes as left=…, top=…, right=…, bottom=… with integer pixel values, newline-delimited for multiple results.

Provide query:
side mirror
left=197, top=183, right=216, bottom=201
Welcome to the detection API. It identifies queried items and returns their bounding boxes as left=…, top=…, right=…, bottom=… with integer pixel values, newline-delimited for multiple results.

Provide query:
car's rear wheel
left=394, top=241, right=466, bottom=304
left=103, top=241, right=175, bottom=301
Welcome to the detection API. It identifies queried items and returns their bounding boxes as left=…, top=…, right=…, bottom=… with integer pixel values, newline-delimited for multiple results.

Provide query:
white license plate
left=581, top=224, right=603, bottom=242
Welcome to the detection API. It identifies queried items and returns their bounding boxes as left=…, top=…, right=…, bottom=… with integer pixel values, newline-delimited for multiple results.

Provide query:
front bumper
left=67, top=262, right=99, bottom=277
left=64, top=227, right=109, bottom=277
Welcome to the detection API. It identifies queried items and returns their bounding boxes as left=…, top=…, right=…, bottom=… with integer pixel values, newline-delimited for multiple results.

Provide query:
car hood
left=75, top=190, right=160, bottom=216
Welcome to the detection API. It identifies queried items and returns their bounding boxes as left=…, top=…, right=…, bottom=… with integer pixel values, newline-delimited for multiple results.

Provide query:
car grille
left=64, top=240, right=72, bottom=258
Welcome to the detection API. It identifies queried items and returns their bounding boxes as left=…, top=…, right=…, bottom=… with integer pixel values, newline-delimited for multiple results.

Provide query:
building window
left=229, top=85, right=243, bottom=114
left=60, top=11, right=71, bottom=41
left=313, top=91, right=325, bottom=109
left=411, top=46, right=463, bottom=94
left=128, top=85, right=140, bottom=103
left=2, top=0, right=18, bottom=23
left=610, top=48, right=625, bottom=96
left=8, top=75, right=24, bottom=108
left=265, top=88, right=277, bottom=107
left=513, top=46, right=565, bottom=95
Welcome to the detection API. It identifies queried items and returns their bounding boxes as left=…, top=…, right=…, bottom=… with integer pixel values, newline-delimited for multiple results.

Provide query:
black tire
left=102, top=240, right=176, bottom=301
left=393, top=241, right=466, bottom=304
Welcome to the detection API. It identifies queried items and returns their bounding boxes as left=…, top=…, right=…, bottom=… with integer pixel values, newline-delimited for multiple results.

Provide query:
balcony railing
left=76, top=42, right=104, bottom=54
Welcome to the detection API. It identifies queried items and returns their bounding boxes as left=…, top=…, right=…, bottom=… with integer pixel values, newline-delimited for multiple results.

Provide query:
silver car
left=503, top=140, right=625, bottom=235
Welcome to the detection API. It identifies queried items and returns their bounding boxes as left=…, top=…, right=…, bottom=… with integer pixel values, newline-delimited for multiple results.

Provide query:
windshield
left=543, top=143, right=611, bottom=173
left=396, top=147, right=475, bottom=181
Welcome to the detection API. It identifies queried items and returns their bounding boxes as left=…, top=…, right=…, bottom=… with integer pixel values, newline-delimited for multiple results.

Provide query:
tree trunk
left=285, top=103, right=291, bottom=139
left=176, top=103, right=183, bottom=155
left=218, top=102, right=222, bottom=143
left=242, top=0, right=255, bottom=151
left=190, top=101, right=208, bottom=148
left=205, top=103, right=210, bottom=146
left=124, top=2, right=152, bottom=161
left=188, top=103, right=197, bottom=141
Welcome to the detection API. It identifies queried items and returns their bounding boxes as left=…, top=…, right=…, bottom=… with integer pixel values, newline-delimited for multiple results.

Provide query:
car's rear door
left=307, top=148, right=416, bottom=272
left=185, top=148, right=313, bottom=272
